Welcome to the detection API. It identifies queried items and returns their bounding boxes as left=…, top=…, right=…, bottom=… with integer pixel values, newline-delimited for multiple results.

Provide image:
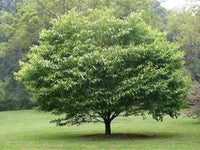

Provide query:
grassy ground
left=0, top=110, right=199, bottom=150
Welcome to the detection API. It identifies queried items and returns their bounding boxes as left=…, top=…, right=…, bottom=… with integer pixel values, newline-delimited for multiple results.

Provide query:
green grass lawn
left=0, top=110, right=199, bottom=150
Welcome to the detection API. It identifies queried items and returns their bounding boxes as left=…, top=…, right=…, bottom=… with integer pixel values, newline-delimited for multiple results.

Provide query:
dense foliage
left=0, top=0, right=163, bottom=111
left=0, top=0, right=199, bottom=114
left=16, top=10, right=190, bottom=135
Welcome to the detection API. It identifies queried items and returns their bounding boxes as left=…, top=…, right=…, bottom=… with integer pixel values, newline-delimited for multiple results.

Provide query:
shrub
left=186, top=81, right=200, bottom=122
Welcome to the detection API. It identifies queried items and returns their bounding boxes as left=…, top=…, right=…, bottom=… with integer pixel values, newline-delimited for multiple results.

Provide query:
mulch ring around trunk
left=80, top=133, right=155, bottom=140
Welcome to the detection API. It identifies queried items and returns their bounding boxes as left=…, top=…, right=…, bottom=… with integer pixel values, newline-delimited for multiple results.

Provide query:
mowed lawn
left=0, top=110, right=199, bottom=150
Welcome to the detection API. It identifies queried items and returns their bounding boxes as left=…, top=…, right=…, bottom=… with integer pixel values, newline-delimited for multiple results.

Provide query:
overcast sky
left=161, top=0, right=188, bottom=9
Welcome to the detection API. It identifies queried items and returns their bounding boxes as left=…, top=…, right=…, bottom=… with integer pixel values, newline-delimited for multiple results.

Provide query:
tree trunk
left=105, top=120, right=111, bottom=135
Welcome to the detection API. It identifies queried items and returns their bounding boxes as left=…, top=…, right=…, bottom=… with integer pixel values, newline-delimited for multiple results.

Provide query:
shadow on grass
left=32, top=132, right=181, bottom=141
left=29, top=131, right=181, bottom=141
left=78, top=132, right=182, bottom=140
left=189, top=121, right=200, bottom=125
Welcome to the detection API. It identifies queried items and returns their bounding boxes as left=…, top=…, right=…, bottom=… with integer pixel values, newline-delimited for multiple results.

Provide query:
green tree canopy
left=0, top=0, right=164, bottom=111
left=16, top=10, right=191, bottom=135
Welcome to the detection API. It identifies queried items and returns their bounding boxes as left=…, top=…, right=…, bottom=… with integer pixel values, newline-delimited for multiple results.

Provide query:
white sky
left=161, top=0, right=188, bottom=9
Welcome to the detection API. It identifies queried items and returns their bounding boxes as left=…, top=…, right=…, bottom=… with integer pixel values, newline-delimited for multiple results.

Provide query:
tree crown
left=16, top=10, right=191, bottom=134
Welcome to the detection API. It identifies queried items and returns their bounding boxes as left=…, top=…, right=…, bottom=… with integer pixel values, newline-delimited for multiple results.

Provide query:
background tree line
left=0, top=0, right=199, bottom=111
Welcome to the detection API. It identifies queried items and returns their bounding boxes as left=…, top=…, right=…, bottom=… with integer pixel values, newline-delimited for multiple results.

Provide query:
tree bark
left=105, top=120, right=111, bottom=135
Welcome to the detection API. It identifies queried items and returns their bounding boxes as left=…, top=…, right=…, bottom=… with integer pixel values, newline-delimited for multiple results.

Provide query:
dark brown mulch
left=80, top=133, right=155, bottom=140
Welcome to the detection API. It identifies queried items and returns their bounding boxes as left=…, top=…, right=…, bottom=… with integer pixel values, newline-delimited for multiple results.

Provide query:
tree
left=0, top=0, right=24, bottom=16
left=166, top=8, right=200, bottom=81
left=15, top=10, right=190, bottom=135
left=186, top=81, right=200, bottom=122
left=0, top=78, right=26, bottom=111
left=150, top=1, right=168, bottom=31
left=0, top=0, right=161, bottom=111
